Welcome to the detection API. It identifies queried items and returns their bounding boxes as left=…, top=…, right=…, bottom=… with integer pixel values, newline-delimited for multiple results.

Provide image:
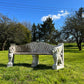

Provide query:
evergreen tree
left=37, top=24, right=41, bottom=41
left=32, top=23, right=37, bottom=41
left=40, top=17, right=56, bottom=43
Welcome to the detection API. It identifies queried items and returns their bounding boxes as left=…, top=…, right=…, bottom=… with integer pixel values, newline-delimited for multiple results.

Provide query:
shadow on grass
left=65, top=47, right=78, bottom=49
left=14, top=63, right=52, bottom=70
left=64, top=49, right=79, bottom=53
left=64, top=45, right=77, bottom=47
left=33, top=64, right=52, bottom=70
left=14, top=63, right=31, bottom=67
left=64, top=49, right=84, bottom=53
left=0, top=63, right=52, bottom=70
left=0, top=64, right=7, bottom=67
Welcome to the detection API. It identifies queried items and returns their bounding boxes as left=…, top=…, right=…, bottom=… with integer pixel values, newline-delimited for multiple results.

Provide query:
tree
left=13, top=23, right=31, bottom=44
left=36, top=24, right=41, bottom=41
left=40, top=17, right=57, bottom=43
left=31, top=18, right=60, bottom=44
left=22, top=21, right=32, bottom=30
left=62, top=8, right=84, bottom=50
left=0, top=13, right=12, bottom=50
left=0, top=13, right=31, bottom=50
left=32, top=23, right=37, bottom=41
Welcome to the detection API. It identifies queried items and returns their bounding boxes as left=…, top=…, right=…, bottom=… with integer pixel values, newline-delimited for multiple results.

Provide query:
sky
left=0, top=0, right=84, bottom=30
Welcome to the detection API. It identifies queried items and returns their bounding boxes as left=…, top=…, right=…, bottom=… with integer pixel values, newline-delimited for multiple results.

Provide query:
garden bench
left=7, top=42, right=64, bottom=70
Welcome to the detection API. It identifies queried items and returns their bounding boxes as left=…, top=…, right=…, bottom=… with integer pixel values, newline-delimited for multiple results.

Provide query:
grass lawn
left=0, top=43, right=84, bottom=84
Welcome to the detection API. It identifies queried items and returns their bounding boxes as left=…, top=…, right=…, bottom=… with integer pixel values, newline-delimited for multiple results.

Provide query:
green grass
left=0, top=43, right=84, bottom=84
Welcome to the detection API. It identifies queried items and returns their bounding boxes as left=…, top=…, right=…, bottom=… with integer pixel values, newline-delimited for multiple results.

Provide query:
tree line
left=0, top=7, right=84, bottom=51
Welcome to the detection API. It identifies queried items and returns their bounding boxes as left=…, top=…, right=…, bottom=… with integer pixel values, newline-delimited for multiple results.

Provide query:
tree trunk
left=77, top=42, right=82, bottom=51
left=2, top=40, right=7, bottom=51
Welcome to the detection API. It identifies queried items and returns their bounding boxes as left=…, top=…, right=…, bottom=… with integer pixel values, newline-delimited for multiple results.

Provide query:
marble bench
left=7, top=42, right=64, bottom=70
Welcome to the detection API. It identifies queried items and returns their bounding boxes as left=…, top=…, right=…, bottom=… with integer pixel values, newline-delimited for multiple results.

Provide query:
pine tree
left=32, top=23, right=37, bottom=41
left=41, top=17, right=56, bottom=43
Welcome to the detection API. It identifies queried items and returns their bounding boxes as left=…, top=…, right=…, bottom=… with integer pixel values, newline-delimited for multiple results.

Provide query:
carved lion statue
left=52, top=46, right=63, bottom=65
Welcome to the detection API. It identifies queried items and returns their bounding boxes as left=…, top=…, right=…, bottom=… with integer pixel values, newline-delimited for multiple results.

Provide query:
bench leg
left=52, top=53, right=58, bottom=70
left=31, top=55, right=39, bottom=67
left=52, top=53, right=64, bottom=70
left=7, top=53, right=14, bottom=67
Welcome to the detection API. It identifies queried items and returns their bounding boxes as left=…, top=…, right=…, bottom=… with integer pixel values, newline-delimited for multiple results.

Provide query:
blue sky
left=0, top=0, right=84, bottom=30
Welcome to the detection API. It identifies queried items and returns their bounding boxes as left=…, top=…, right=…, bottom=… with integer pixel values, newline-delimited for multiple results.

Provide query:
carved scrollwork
left=9, top=44, right=16, bottom=53
left=52, top=47, right=59, bottom=54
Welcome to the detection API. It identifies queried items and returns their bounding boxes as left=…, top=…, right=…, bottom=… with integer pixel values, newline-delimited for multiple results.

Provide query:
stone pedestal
left=7, top=53, right=14, bottom=67
left=31, top=55, right=39, bottom=67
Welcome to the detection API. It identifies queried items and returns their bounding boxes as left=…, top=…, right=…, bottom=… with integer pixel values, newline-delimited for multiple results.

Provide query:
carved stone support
left=7, top=44, right=15, bottom=67
left=7, top=53, right=14, bottom=67
left=52, top=44, right=64, bottom=70
left=31, top=55, right=39, bottom=67
left=52, top=53, right=58, bottom=69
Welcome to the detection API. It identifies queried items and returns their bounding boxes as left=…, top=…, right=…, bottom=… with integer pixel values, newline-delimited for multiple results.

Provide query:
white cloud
left=41, top=10, right=69, bottom=21
left=41, top=15, right=51, bottom=22
left=59, top=10, right=64, bottom=13
left=61, top=11, right=69, bottom=17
